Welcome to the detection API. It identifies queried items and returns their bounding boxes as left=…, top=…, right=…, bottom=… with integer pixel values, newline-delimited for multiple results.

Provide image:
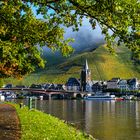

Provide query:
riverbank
left=9, top=103, right=94, bottom=140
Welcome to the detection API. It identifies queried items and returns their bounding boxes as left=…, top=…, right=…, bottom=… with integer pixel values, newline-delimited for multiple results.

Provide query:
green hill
left=57, top=45, right=140, bottom=80
left=4, top=45, right=140, bottom=85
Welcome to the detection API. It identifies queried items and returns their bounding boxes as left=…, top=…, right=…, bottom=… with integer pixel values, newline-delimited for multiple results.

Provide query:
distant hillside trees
left=0, top=0, right=140, bottom=78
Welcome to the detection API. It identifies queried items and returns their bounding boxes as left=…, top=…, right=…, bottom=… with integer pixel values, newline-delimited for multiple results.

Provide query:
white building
left=86, top=81, right=93, bottom=92
left=118, top=79, right=128, bottom=91
left=107, top=78, right=120, bottom=89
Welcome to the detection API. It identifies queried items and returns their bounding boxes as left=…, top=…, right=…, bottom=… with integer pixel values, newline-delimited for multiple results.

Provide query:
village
left=21, top=60, right=140, bottom=93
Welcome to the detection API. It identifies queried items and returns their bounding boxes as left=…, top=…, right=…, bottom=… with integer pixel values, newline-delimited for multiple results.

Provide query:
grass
left=4, top=45, right=140, bottom=85
left=11, top=103, right=94, bottom=140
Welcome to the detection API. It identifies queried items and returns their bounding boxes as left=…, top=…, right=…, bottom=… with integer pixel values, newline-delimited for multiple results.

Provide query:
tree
left=0, top=0, right=140, bottom=78
left=0, top=79, right=4, bottom=87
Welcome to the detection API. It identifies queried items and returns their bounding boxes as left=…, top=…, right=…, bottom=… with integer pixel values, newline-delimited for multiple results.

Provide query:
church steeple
left=85, top=59, right=89, bottom=70
left=80, top=59, right=91, bottom=91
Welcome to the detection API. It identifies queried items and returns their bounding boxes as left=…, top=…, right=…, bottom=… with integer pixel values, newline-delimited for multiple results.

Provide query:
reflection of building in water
left=84, top=101, right=140, bottom=140
left=56, top=100, right=86, bottom=130
left=85, top=101, right=116, bottom=137
left=85, top=101, right=94, bottom=133
left=135, top=102, right=140, bottom=129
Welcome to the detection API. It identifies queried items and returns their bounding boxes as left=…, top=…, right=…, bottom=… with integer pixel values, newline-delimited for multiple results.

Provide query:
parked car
left=16, top=85, right=26, bottom=88
left=30, top=84, right=43, bottom=89
left=4, top=84, right=12, bottom=88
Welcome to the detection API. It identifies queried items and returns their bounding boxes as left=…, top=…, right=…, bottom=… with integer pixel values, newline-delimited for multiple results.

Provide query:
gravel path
left=0, top=104, right=21, bottom=140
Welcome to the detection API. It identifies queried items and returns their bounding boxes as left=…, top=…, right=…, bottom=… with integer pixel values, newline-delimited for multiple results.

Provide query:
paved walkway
left=0, top=104, right=21, bottom=140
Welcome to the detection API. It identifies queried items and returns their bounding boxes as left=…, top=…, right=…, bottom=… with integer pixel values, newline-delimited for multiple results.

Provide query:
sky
left=43, top=18, right=105, bottom=53
left=31, top=6, right=105, bottom=53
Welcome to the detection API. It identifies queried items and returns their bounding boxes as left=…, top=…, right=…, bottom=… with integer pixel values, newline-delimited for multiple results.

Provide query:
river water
left=15, top=99, right=140, bottom=140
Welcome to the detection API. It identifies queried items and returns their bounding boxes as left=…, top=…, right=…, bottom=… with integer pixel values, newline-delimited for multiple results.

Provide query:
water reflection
left=35, top=100, right=86, bottom=130
left=85, top=101, right=140, bottom=140
left=14, top=99, right=140, bottom=140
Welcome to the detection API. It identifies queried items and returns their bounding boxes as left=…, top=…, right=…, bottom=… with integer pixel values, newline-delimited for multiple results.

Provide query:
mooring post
left=28, top=97, right=32, bottom=110
left=34, top=97, right=37, bottom=109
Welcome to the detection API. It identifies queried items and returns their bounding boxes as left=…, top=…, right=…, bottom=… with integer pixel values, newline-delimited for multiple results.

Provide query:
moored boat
left=84, top=93, right=115, bottom=100
left=115, top=97, right=124, bottom=101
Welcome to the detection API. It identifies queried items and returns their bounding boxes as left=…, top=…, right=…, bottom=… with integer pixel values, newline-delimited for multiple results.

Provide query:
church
left=80, top=59, right=92, bottom=92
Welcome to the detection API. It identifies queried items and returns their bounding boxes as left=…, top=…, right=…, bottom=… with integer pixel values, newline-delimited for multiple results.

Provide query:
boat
left=84, top=93, right=115, bottom=100
left=115, top=97, right=124, bottom=101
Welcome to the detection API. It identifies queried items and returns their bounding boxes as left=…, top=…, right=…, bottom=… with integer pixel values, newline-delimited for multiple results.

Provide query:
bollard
left=28, top=97, right=32, bottom=110
left=34, top=97, right=37, bottom=109
left=19, top=103, right=23, bottom=108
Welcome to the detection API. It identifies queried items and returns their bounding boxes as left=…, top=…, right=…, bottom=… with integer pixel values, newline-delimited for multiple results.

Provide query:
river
left=14, top=99, right=140, bottom=140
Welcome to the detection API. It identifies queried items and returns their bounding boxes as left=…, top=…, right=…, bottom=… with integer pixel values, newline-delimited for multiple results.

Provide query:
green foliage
left=11, top=103, right=93, bottom=140
left=0, top=0, right=140, bottom=78
left=0, top=79, right=4, bottom=87
left=0, top=0, right=74, bottom=78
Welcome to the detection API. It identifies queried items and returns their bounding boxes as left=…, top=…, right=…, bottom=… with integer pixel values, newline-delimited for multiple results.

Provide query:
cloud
left=43, top=18, right=105, bottom=54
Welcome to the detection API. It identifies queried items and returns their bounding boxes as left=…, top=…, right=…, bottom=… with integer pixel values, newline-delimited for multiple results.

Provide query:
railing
left=0, top=88, right=81, bottom=94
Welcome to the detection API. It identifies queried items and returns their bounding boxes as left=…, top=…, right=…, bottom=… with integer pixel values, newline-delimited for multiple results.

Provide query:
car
left=16, top=85, right=26, bottom=88
left=4, top=84, right=12, bottom=88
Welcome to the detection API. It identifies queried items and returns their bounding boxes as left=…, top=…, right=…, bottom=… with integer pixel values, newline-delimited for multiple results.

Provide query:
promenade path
left=0, top=104, right=21, bottom=140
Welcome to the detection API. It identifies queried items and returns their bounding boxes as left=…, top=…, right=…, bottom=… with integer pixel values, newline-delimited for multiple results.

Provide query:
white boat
left=84, top=93, right=115, bottom=100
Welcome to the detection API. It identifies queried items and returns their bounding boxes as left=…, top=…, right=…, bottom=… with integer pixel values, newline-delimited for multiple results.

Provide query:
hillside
left=4, top=45, right=140, bottom=85
left=57, top=45, right=140, bottom=80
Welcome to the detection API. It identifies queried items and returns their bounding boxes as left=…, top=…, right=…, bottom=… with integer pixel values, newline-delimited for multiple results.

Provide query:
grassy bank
left=12, top=103, right=94, bottom=140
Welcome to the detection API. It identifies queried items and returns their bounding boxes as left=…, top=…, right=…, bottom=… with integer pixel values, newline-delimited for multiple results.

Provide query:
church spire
left=80, top=59, right=91, bottom=91
left=85, top=59, right=89, bottom=70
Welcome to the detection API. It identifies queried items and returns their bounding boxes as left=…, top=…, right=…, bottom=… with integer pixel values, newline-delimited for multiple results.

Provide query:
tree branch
left=69, top=0, right=119, bottom=33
